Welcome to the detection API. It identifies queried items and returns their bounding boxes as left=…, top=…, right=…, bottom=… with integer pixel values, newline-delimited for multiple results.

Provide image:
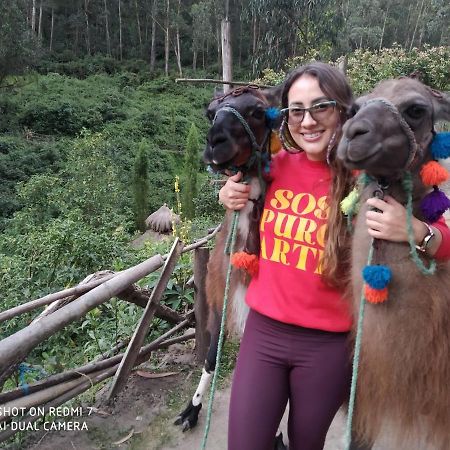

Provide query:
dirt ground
left=9, top=341, right=429, bottom=450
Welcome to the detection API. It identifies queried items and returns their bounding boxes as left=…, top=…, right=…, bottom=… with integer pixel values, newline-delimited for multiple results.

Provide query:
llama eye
left=251, top=108, right=265, bottom=120
left=405, top=105, right=426, bottom=120
left=348, top=103, right=360, bottom=117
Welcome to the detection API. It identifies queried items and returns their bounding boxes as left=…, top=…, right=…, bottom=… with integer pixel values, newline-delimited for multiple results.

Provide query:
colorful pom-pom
left=420, top=187, right=450, bottom=222
left=420, top=161, right=449, bottom=186
left=270, top=131, right=282, bottom=155
left=265, top=107, right=281, bottom=128
left=362, top=265, right=392, bottom=289
left=340, top=187, right=360, bottom=215
left=364, top=285, right=389, bottom=304
left=430, top=132, right=450, bottom=160
left=231, top=252, right=259, bottom=277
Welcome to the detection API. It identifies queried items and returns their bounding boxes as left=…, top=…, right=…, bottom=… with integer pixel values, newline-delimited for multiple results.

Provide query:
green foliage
left=181, top=123, right=200, bottom=220
left=133, top=141, right=151, bottom=232
left=343, top=46, right=450, bottom=94
left=257, top=46, right=450, bottom=96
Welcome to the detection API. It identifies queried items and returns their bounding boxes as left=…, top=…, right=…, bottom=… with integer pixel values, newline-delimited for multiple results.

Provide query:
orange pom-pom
left=231, top=252, right=259, bottom=277
left=420, top=161, right=449, bottom=186
left=364, top=284, right=388, bottom=304
left=270, top=132, right=282, bottom=155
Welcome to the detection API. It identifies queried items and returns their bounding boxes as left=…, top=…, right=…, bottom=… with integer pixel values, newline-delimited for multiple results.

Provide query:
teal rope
left=402, top=172, right=436, bottom=275
left=201, top=210, right=239, bottom=450
left=344, top=240, right=374, bottom=450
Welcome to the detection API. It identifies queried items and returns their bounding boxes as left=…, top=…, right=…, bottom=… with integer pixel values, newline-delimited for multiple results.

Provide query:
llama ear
left=429, top=88, right=450, bottom=122
left=261, top=83, right=284, bottom=107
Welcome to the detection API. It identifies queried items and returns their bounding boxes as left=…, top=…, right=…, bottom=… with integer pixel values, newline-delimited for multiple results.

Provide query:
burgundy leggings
left=228, top=309, right=352, bottom=450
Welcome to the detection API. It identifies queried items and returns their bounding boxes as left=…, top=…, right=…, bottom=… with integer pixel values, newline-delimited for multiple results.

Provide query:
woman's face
left=286, top=74, right=340, bottom=161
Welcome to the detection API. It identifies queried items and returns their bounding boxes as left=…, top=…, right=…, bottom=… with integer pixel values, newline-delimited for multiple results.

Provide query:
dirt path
left=13, top=342, right=424, bottom=450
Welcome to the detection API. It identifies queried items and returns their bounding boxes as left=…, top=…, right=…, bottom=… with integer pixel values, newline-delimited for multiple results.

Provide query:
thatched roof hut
left=145, top=204, right=180, bottom=234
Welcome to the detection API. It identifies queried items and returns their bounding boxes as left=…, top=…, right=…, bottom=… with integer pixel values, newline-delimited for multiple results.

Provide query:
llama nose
left=346, top=120, right=371, bottom=140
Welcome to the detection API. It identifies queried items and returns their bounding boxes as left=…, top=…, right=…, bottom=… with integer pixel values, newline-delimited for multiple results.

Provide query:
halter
left=361, top=98, right=423, bottom=170
left=212, top=104, right=272, bottom=176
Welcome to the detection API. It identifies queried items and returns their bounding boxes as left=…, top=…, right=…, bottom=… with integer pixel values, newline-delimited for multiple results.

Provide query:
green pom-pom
left=340, top=187, right=360, bottom=215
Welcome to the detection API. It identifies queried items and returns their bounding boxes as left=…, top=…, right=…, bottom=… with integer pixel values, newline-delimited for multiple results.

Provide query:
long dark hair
left=281, top=62, right=354, bottom=288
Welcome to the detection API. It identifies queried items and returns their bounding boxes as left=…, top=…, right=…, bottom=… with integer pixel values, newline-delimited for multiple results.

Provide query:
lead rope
left=344, top=240, right=374, bottom=450
left=200, top=210, right=240, bottom=450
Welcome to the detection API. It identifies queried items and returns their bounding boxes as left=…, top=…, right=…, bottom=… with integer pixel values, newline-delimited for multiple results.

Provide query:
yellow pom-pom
left=231, top=252, right=259, bottom=277
left=340, top=187, right=360, bottom=215
left=270, top=131, right=282, bottom=155
left=420, top=161, right=449, bottom=186
left=364, top=284, right=388, bottom=304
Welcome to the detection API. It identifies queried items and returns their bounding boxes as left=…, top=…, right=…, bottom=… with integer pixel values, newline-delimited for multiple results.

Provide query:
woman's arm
left=365, top=195, right=450, bottom=260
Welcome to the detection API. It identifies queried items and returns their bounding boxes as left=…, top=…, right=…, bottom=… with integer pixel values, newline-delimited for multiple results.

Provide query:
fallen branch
left=0, top=254, right=165, bottom=385
left=0, top=273, right=117, bottom=324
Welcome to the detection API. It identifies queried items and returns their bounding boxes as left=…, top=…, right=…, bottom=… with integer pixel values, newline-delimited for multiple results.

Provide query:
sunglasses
left=281, top=100, right=337, bottom=125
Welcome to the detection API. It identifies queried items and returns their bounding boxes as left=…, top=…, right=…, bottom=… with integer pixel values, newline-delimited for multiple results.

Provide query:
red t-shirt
left=246, top=150, right=353, bottom=332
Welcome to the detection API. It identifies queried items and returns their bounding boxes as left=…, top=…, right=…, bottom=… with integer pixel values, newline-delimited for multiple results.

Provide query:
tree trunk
left=50, top=8, right=55, bottom=52
left=174, top=0, right=182, bottom=77
left=150, top=0, right=157, bottom=72
left=104, top=0, right=111, bottom=56
left=31, top=0, right=36, bottom=32
left=164, top=0, right=170, bottom=76
left=192, top=49, right=197, bottom=70
left=379, top=1, right=391, bottom=51
left=84, top=0, right=91, bottom=55
left=37, top=1, right=43, bottom=40
left=118, top=0, right=123, bottom=60
left=221, top=18, right=232, bottom=93
left=409, top=0, right=425, bottom=51
left=134, top=0, right=143, bottom=56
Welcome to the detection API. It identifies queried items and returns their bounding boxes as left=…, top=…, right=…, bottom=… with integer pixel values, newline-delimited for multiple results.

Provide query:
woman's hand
left=218, top=171, right=250, bottom=210
left=365, top=195, right=427, bottom=243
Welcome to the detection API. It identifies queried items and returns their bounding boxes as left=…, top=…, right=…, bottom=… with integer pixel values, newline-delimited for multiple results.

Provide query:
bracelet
left=415, top=222, right=435, bottom=253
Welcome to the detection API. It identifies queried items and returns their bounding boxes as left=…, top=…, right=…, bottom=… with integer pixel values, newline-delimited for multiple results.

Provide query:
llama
left=336, top=77, right=450, bottom=449
left=174, top=85, right=284, bottom=440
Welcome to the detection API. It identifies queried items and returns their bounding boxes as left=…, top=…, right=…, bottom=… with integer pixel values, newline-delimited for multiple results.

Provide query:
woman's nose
left=301, top=110, right=317, bottom=127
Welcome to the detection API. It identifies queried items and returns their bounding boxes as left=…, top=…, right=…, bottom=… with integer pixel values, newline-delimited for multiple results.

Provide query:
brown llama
left=337, top=77, right=450, bottom=449
left=174, top=85, right=286, bottom=447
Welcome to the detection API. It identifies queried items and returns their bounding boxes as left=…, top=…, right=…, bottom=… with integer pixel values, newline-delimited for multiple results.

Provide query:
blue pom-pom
left=362, top=265, right=392, bottom=289
left=431, top=132, right=450, bottom=160
left=265, top=107, right=281, bottom=127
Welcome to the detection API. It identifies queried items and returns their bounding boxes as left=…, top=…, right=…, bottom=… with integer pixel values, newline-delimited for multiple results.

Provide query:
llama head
left=203, top=85, right=282, bottom=173
left=337, top=77, right=450, bottom=178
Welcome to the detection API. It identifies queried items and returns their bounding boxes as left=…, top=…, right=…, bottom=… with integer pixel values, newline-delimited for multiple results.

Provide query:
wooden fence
left=0, top=227, right=219, bottom=443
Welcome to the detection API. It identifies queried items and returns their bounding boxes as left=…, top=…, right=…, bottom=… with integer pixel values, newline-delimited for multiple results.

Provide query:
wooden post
left=221, top=18, right=232, bottom=93
left=194, top=247, right=210, bottom=363
left=107, top=238, right=184, bottom=401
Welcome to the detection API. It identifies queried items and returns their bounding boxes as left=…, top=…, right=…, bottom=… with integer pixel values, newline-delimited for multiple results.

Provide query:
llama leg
left=174, top=310, right=222, bottom=431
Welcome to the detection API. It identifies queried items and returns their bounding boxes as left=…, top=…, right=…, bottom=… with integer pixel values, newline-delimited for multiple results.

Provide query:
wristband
left=415, top=222, right=435, bottom=253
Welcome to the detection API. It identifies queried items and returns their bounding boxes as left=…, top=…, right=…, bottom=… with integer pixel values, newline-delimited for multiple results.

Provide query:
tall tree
left=0, top=0, right=37, bottom=83
left=132, top=142, right=150, bottom=232
left=164, top=0, right=170, bottom=75
left=181, top=123, right=200, bottom=220
left=103, top=0, right=111, bottom=56
left=150, top=0, right=157, bottom=72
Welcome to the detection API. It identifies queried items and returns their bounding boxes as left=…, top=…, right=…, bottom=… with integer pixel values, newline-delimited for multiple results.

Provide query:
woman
left=221, top=62, right=450, bottom=450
